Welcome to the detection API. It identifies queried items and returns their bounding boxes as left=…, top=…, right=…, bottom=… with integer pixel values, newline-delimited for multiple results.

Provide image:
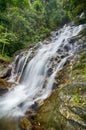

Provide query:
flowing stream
left=0, top=24, right=85, bottom=119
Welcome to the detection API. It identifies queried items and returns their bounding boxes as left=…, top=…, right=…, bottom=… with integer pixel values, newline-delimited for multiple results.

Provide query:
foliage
left=73, top=94, right=79, bottom=103
left=0, top=0, right=68, bottom=57
left=0, top=54, right=13, bottom=62
left=62, top=0, right=86, bottom=21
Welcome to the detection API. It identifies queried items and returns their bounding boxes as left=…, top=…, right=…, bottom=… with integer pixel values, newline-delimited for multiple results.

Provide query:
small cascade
left=8, top=51, right=32, bottom=83
left=0, top=24, right=86, bottom=118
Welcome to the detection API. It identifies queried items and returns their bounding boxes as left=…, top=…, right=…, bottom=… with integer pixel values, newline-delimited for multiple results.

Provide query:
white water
left=0, top=24, right=85, bottom=118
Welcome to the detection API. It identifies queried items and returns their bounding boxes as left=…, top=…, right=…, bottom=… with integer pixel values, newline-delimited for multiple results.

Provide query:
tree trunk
left=2, top=43, right=5, bottom=55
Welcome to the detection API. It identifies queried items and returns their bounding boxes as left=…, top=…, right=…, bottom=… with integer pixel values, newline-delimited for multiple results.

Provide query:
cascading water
left=0, top=24, right=85, bottom=118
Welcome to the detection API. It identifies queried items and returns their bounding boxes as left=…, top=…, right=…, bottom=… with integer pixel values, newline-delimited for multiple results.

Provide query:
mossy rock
left=20, top=117, right=32, bottom=130
left=0, top=79, right=12, bottom=89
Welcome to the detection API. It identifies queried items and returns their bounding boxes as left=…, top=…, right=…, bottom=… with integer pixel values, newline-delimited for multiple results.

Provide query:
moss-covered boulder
left=20, top=117, right=32, bottom=130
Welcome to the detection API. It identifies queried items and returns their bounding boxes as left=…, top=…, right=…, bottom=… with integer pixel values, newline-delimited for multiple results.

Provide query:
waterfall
left=0, top=24, right=85, bottom=118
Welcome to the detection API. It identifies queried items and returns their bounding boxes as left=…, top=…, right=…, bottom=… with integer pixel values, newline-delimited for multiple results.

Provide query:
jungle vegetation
left=0, top=0, right=85, bottom=60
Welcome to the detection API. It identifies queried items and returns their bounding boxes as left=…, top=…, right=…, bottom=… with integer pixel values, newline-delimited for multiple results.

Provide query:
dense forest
left=0, top=0, right=86, bottom=60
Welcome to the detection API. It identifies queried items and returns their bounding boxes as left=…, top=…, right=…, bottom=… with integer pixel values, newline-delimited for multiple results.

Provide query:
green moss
left=0, top=54, right=13, bottom=62
left=73, top=94, right=79, bottom=103
left=73, top=51, right=86, bottom=77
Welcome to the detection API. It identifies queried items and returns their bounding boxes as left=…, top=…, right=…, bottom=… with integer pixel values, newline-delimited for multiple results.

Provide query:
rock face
left=0, top=61, right=13, bottom=95
left=29, top=31, right=86, bottom=130
left=20, top=117, right=32, bottom=130
left=1, top=68, right=12, bottom=79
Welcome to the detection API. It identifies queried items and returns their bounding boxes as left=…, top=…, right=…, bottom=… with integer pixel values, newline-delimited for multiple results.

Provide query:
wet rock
left=49, top=54, right=60, bottom=63
left=50, top=31, right=56, bottom=37
left=69, top=39, right=75, bottom=44
left=0, top=79, right=12, bottom=89
left=82, top=37, right=86, bottom=42
left=30, top=102, right=38, bottom=111
left=77, top=44, right=86, bottom=52
left=32, top=123, right=45, bottom=130
left=82, top=44, right=86, bottom=49
left=57, top=48, right=63, bottom=54
left=54, top=57, right=59, bottom=61
left=24, top=103, right=38, bottom=118
left=18, top=102, right=24, bottom=108
left=47, top=68, right=53, bottom=76
left=64, top=45, right=71, bottom=52
left=78, top=39, right=83, bottom=44
left=50, top=57, right=54, bottom=62
left=56, top=31, right=58, bottom=36
left=63, top=59, right=70, bottom=67
left=20, top=117, right=32, bottom=130
left=1, top=68, right=12, bottom=79
left=62, top=39, right=65, bottom=43
left=52, top=82, right=58, bottom=90
left=61, top=55, right=65, bottom=59
left=80, top=12, right=85, bottom=19
left=0, top=88, right=8, bottom=95
left=0, top=63, right=9, bottom=77
left=43, top=40, right=50, bottom=44
left=69, top=106, right=86, bottom=120
left=28, top=44, right=35, bottom=49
